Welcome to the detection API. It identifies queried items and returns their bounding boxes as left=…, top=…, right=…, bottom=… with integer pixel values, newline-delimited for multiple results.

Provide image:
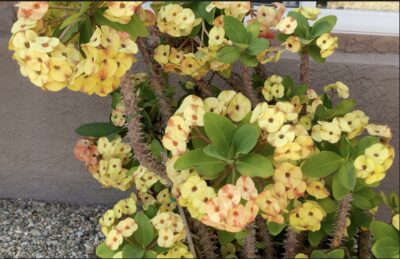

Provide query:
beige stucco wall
left=0, top=3, right=398, bottom=211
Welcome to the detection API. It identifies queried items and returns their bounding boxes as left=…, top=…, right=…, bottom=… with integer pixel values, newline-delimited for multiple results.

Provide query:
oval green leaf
left=371, top=237, right=400, bottom=259
left=247, top=38, right=269, bottom=56
left=75, top=122, right=123, bottom=137
left=203, top=112, right=236, bottom=155
left=236, top=153, right=273, bottom=178
left=332, top=174, right=350, bottom=200
left=370, top=221, right=400, bottom=242
left=122, top=244, right=145, bottom=258
left=216, top=45, right=242, bottom=64
left=95, top=242, right=117, bottom=258
left=223, top=16, right=250, bottom=44
left=338, top=162, right=357, bottom=190
left=133, top=212, right=154, bottom=247
left=232, top=125, right=260, bottom=155
left=302, top=151, right=344, bottom=177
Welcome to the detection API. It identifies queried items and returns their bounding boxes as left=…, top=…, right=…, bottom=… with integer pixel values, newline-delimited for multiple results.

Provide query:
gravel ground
left=0, top=199, right=107, bottom=258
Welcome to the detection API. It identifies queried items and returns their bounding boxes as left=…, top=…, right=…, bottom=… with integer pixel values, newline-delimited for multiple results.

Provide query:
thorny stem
left=190, top=219, right=219, bottom=258
left=284, top=228, right=298, bottom=259
left=256, top=216, right=276, bottom=259
left=178, top=205, right=197, bottom=258
left=120, top=72, right=170, bottom=183
left=300, top=48, right=310, bottom=85
left=243, top=224, right=257, bottom=259
left=49, top=6, right=80, bottom=11
left=255, top=63, right=268, bottom=80
left=137, top=38, right=172, bottom=124
left=195, top=78, right=214, bottom=98
left=240, top=65, right=260, bottom=108
left=357, top=229, right=371, bottom=259
left=331, top=194, right=352, bottom=249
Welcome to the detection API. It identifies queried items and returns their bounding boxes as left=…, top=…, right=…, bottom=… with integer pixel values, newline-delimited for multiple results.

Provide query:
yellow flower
left=299, top=116, right=312, bottom=130
left=278, top=16, right=297, bottom=34
left=157, top=228, right=175, bottom=248
left=295, top=7, right=320, bottom=20
left=203, top=97, right=225, bottom=114
left=323, top=81, right=349, bottom=99
left=365, top=143, right=389, bottom=164
left=102, top=209, right=116, bottom=227
left=250, top=102, right=269, bottom=123
left=226, top=93, right=251, bottom=122
left=315, top=121, right=342, bottom=143
left=236, top=176, right=258, bottom=201
left=257, top=47, right=284, bottom=64
left=354, top=155, right=376, bottom=178
left=138, top=192, right=157, bottom=210
left=48, top=57, right=73, bottom=83
left=169, top=47, right=184, bottom=65
left=262, top=75, right=284, bottom=101
left=333, top=117, right=352, bottom=133
left=257, top=5, right=278, bottom=27
left=218, top=90, right=236, bottom=106
left=365, top=165, right=386, bottom=184
left=209, top=26, right=225, bottom=46
left=256, top=182, right=288, bottom=224
left=154, top=45, right=171, bottom=65
left=118, top=197, right=137, bottom=215
left=100, top=26, right=121, bottom=51
left=306, top=181, right=330, bottom=199
left=365, top=124, right=392, bottom=142
left=11, top=18, right=37, bottom=34
left=276, top=101, right=298, bottom=122
left=157, top=189, right=171, bottom=204
left=16, top=2, right=49, bottom=21
left=392, top=214, right=400, bottom=231
left=289, top=201, right=326, bottom=232
left=106, top=229, right=123, bottom=250
left=295, top=135, right=315, bottom=159
left=104, top=2, right=141, bottom=24
left=316, top=33, right=338, bottom=58
left=295, top=253, right=309, bottom=259
left=268, top=125, right=296, bottom=147
left=274, top=162, right=306, bottom=199
left=258, top=107, right=285, bottom=133
left=116, top=218, right=138, bottom=237
left=224, top=2, right=251, bottom=20
left=284, top=36, right=301, bottom=53
left=175, top=8, right=196, bottom=30
left=165, top=115, right=190, bottom=141
left=274, top=142, right=302, bottom=161
left=152, top=213, right=173, bottom=230
left=31, top=37, right=59, bottom=53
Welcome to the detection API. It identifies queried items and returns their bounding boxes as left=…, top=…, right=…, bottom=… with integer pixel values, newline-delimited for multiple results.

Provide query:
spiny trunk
left=195, top=79, right=214, bottom=98
left=240, top=65, right=260, bottom=108
left=331, top=194, right=352, bottom=249
left=284, top=228, right=298, bottom=259
left=256, top=216, right=275, bottom=259
left=243, top=223, right=257, bottom=259
left=300, top=49, right=310, bottom=85
left=357, top=229, right=370, bottom=259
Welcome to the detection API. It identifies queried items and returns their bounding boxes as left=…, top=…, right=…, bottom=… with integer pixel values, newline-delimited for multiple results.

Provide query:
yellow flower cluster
left=294, top=7, right=321, bottom=21
left=262, top=75, right=285, bottom=101
left=157, top=242, right=194, bottom=259
left=256, top=182, right=288, bottom=224
left=305, top=178, right=330, bottom=199
left=10, top=2, right=139, bottom=97
left=354, top=143, right=395, bottom=184
left=273, top=162, right=306, bottom=200
left=157, top=4, right=201, bottom=37
left=133, top=165, right=166, bottom=193
left=206, top=2, right=251, bottom=20
left=151, top=212, right=186, bottom=248
left=323, top=81, right=349, bottom=99
left=312, top=110, right=369, bottom=143
left=111, top=102, right=127, bottom=127
left=254, top=3, right=286, bottom=33
left=104, top=2, right=143, bottom=24
left=289, top=201, right=326, bottom=232
left=99, top=193, right=138, bottom=250
left=200, top=176, right=259, bottom=232
left=316, top=33, right=338, bottom=58
left=94, top=137, right=133, bottom=191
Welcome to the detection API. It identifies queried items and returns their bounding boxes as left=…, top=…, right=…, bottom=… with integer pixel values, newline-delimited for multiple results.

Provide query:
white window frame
left=291, top=1, right=399, bottom=36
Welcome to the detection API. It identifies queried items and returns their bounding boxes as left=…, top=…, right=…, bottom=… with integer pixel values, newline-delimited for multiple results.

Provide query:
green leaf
left=174, top=149, right=226, bottom=179
left=75, top=122, right=122, bottom=137
left=149, top=139, right=163, bottom=161
left=332, top=173, right=350, bottom=200
left=79, top=17, right=93, bottom=45
left=370, top=221, right=400, bottom=242
left=238, top=53, right=258, bottom=67
left=60, top=2, right=91, bottom=29
left=218, top=230, right=236, bottom=245
left=309, top=231, right=324, bottom=247
left=308, top=44, right=326, bottom=63
left=203, top=112, right=236, bottom=155
left=314, top=104, right=328, bottom=121
left=144, top=251, right=157, bottom=258
left=216, top=45, right=242, bottom=64
left=94, top=9, right=148, bottom=41
left=188, top=1, right=215, bottom=24
left=236, top=153, right=273, bottom=178
left=352, top=193, right=372, bottom=209
left=96, top=242, right=117, bottom=258
left=310, top=250, right=327, bottom=259
left=351, top=209, right=372, bottom=228
left=223, top=16, right=250, bottom=44
left=247, top=38, right=269, bottom=56
left=288, top=11, right=310, bottom=39
left=191, top=127, right=209, bottom=149
left=267, top=222, right=286, bottom=236
left=122, top=244, right=145, bottom=258
left=339, top=135, right=352, bottom=158
left=311, top=21, right=332, bottom=38
left=60, top=22, right=79, bottom=43
left=203, top=144, right=230, bottom=161
left=326, top=249, right=344, bottom=258
left=276, top=33, right=290, bottom=43
left=247, top=22, right=261, bottom=40
left=335, top=99, right=356, bottom=115
left=292, top=84, right=308, bottom=97
left=371, top=237, right=400, bottom=259
left=302, top=151, right=344, bottom=177
left=338, top=162, right=357, bottom=190
left=232, top=125, right=260, bottom=155
left=318, top=198, right=337, bottom=214
left=351, top=136, right=379, bottom=159
left=313, top=15, right=337, bottom=34
left=144, top=204, right=158, bottom=219
left=133, top=212, right=154, bottom=247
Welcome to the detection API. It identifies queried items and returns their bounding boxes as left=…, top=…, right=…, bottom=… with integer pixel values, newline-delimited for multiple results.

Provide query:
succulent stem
left=177, top=205, right=197, bottom=258
left=283, top=228, right=298, bottom=259
left=331, top=194, right=352, bottom=249
left=357, top=228, right=371, bottom=259
left=243, top=223, right=257, bottom=259
left=300, top=49, right=310, bottom=85
left=195, top=79, right=214, bottom=98
left=256, top=216, right=275, bottom=259
left=240, top=65, right=260, bottom=107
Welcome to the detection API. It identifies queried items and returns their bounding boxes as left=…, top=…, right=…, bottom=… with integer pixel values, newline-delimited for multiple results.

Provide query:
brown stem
left=120, top=73, right=170, bottom=183
left=195, top=78, right=214, bottom=98
left=256, top=216, right=276, bottom=259
left=240, top=65, right=260, bottom=108
left=137, top=38, right=172, bottom=124
left=243, top=223, right=257, bottom=259
left=300, top=49, right=310, bottom=85
left=177, top=205, right=197, bottom=258
left=331, top=194, right=352, bottom=249
left=255, top=63, right=268, bottom=80
left=357, top=229, right=371, bottom=259
left=283, top=228, right=298, bottom=259
left=193, top=127, right=211, bottom=144
left=189, top=217, right=219, bottom=258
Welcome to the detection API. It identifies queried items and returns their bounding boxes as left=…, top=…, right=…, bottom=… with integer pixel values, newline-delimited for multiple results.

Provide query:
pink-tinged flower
left=236, top=176, right=258, bottom=200
left=204, top=197, right=228, bottom=223
left=244, top=199, right=259, bottom=223
left=218, top=184, right=241, bottom=209
left=73, top=138, right=99, bottom=166
left=16, top=2, right=48, bottom=21
left=226, top=204, right=246, bottom=230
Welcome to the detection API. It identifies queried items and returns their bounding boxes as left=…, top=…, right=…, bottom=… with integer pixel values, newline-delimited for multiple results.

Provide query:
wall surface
left=0, top=3, right=399, bottom=210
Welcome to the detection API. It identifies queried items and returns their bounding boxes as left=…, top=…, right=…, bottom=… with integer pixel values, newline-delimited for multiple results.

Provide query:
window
left=255, top=1, right=399, bottom=35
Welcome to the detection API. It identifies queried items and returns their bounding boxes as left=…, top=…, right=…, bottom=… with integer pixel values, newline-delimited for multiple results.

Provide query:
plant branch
left=240, top=65, right=260, bottom=108
left=283, top=228, right=298, bottom=259
left=357, top=228, right=370, bottom=259
left=331, top=193, right=352, bottom=249
left=255, top=63, right=268, bottom=80
left=189, top=218, right=219, bottom=258
left=243, top=223, right=257, bottom=259
left=49, top=6, right=80, bottom=11
left=194, top=78, right=214, bottom=98
left=137, top=38, right=172, bottom=125
left=256, top=216, right=275, bottom=259
left=178, top=205, right=197, bottom=258
left=120, top=72, right=170, bottom=184
left=300, top=48, right=310, bottom=85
